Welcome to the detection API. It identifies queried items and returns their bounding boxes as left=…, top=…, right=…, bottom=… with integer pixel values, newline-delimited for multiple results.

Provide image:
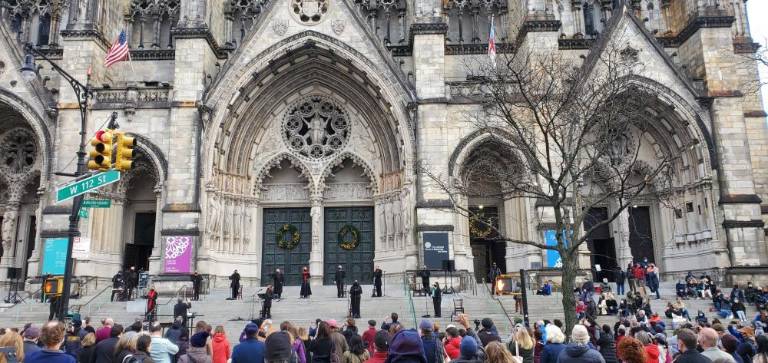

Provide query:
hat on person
left=190, top=332, right=209, bottom=347
left=571, top=325, right=590, bottom=344
left=481, top=318, right=494, bottom=329
left=244, top=323, right=260, bottom=336
left=388, top=329, right=427, bottom=363
left=460, top=337, right=478, bottom=358
left=265, top=331, right=293, bottom=361
left=419, top=319, right=433, bottom=331
left=23, top=327, right=40, bottom=339
left=72, top=319, right=82, bottom=328
left=327, top=319, right=338, bottom=329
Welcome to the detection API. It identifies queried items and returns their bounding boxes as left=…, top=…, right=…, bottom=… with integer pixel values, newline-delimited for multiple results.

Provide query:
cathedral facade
left=0, top=0, right=766, bottom=289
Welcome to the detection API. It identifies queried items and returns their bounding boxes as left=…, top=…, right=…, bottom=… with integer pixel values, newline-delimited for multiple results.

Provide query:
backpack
left=0, top=347, right=18, bottom=363
left=122, top=354, right=146, bottom=363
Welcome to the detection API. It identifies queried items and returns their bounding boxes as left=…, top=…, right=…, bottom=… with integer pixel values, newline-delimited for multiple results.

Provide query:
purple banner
left=164, top=236, right=193, bottom=273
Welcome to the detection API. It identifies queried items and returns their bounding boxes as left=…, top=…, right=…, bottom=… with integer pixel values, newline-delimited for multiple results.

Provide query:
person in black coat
left=419, top=266, right=431, bottom=295
left=350, top=280, right=363, bottom=318
left=229, top=269, right=240, bottom=299
left=173, top=298, right=192, bottom=327
left=92, top=324, right=123, bottom=363
left=596, top=325, right=618, bottom=363
left=614, top=269, right=626, bottom=295
left=125, top=266, right=138, bottom=300
left=431, top=282, right=442, bottom=318
left=191, top=271, right=203, bottom=301
left=335, top=265, right=346, bottom=298
left=373, top=266, right=383, bottom=297
left=110, top=271, right=124, bottom=302
left=272, top=268, right=284, bottom=299
left=262, top=285, right=273, bottom=318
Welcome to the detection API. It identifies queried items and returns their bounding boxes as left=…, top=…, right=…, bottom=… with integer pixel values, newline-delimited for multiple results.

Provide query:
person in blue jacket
left=25, top=321, right=76, bottom=363
left=232, top=322, right=266, bottom=363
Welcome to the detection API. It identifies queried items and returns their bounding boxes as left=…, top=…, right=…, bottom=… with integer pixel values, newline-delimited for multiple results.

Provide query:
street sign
left=82, top=199, right=111, bottom=208
left=78, top=208, right=89, bottom=218
left=56, top=170, right=121, bottom=203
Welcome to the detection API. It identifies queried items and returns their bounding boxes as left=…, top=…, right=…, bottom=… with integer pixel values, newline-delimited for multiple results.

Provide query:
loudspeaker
left=6, top=267, right=21, bottom=280
left=441, top=260, right=455, bottom=272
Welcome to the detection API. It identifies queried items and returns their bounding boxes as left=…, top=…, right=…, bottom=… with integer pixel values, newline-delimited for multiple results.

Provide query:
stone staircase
left=0, top=281, right=758, bottom=340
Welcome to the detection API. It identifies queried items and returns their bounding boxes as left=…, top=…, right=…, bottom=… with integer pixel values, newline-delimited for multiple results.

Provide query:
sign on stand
left=56, top=170, right=121, bottom=203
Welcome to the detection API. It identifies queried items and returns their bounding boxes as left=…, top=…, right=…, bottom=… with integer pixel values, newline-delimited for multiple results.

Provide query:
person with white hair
left=556, top=325, right=605, bottom=363
left=541, top=325, right=567, bottom=363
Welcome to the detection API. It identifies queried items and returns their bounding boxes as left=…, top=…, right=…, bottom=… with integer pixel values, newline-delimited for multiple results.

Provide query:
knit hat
left=388, top=329, right=427, bottom=363
left=265, top=331, right=293, bottom=361
left=190, top=332, right=209, bottom=347
left=481, top=318, right=493, bottom=329
left=23, top=327, right=40, bottom=339
left=419, top=319, right=433, bottom=331
left=460, top=337, right=477, bottom=358
left=327, top=319, right=339, bottom=329
left=244, top=323, right=261, bottom=336
left=571, top=325, right=590, bottom=344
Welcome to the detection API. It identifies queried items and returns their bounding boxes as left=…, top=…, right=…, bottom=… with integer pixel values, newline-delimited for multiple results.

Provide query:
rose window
left=0, top=129, right=37, bottom=174
left=282, top=96, right=350, bottom=159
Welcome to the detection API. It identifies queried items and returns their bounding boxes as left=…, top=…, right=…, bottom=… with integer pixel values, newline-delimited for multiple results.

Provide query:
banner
left=544, top=230, right=563, bottom=268
left=163, top=236, right=193, bottom=273
left=42, top=238, right=68, bottom=275
left=423, top=232, right=449, bottom=269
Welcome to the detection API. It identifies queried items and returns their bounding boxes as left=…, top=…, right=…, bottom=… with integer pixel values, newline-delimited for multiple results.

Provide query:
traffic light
left=114, top=131, right=136, bottom=171
left=87, top=130, right=113, bottom=170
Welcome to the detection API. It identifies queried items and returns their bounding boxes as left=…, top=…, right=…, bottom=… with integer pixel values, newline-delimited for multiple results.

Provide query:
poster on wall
left=163, top=236, right=193, bottom=274
left=544, top=230, right=563, bottom=268
left=423, top=232, right=449, bottom=270
left=72, top=237, right=91, bottom=259
left=42, top=238, right=68, bottom=275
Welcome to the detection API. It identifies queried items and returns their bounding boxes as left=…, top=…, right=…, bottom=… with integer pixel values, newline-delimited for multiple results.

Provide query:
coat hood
left=564, top=344, right=590, bottom=357
left=213, top=333, right=227, bottom=343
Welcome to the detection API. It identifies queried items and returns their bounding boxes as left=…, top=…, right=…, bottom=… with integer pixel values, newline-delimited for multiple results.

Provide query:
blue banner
left=42, top=238, right=68, bottom=275
left=544, top=230, right=563, bottom=268
left=423, top=232, right=450, bottom=269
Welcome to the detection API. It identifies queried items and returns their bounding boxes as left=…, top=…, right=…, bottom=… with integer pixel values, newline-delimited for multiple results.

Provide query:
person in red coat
left=364, top=331, right=389, bottom=363
left=300, top=266, right=312, bottom=298
left=443, top=327, right=462, bottom=359
left=361, top=320, right=377, bottom=356
left=146, top=286, right=158, bottom=322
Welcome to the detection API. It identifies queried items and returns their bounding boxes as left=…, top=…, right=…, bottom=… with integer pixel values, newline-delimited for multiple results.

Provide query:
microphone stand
left=250, top=289, right=263, bottom=321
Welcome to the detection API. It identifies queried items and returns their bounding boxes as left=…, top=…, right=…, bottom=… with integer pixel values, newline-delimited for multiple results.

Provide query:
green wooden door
left=324, top=207, right=375, bottom=285
left=262, top=208, right=312, bottom=286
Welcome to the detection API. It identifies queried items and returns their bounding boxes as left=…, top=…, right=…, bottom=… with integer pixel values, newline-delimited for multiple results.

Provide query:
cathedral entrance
left=261, top=208, right=312, bottom=286
left=585, top=208, right=618, bottom=282
left=629, top=206, right=655, bottom=263
left=123, top=212, right=155, bottom=271
left=469, top=206, right=505, bottom=282
left=323, top=207, right=374, bottom=285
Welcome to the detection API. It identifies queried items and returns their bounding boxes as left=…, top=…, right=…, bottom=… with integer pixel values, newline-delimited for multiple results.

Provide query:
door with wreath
left=262, top=208, right=312, bottom=286
left=323, top=207, right=374, bottom=285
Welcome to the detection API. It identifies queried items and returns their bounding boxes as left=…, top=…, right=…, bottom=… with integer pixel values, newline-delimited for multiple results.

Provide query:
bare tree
left=421, top=37, right=683, bottom=333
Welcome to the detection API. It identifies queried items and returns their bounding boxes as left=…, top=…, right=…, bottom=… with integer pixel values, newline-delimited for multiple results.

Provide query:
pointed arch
left=253, top=152, right=314, bottom=194
left=0, top=87, right=53, bottom=184
left=317, top=151, right=379, bottom=195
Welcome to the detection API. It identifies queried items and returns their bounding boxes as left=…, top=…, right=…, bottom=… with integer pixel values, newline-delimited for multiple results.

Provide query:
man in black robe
left=191, top=271, right=203, bottom=301
left=272, top=268, right=284, bottom=299
left=418, top=266, right=430, bottom=295
left=111, top=271, right=125, bottom=302
left=125, top=266, right=138, bottom=300
left=229, top=269, right=241, bottom=300
left=431, top=282, right=442, bottom=318
left=335, top=265, right=346, bottom=298
left=350, top=280, right=363, bottom=318
left=373, top=266, right=383, bottom=297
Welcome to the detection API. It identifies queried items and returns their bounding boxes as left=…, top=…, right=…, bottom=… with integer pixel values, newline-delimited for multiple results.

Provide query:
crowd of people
left=4, top=307, right=768, bottom=363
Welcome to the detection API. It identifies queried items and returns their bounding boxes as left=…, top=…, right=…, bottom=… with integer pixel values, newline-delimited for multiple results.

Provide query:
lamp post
left=20, top=43, right=91, bottom=320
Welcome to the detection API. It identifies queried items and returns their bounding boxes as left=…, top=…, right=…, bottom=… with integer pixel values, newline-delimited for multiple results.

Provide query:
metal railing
left=72, top=285, right=113, bottom=317
left=479, top=277, right=515, bottom=333
left=403, top=274, right=417, bottom=327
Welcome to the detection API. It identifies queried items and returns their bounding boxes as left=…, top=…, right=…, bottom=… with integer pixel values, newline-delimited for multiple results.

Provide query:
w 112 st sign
left=56, top=170, right=121, bottom=203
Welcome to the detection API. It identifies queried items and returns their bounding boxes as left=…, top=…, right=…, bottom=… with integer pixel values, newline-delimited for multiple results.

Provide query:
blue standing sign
left=423, top=232, right=450, bottom=269
left=544, top=230, right=563, bottom=268
left=42, top=238, right=68, bottom=275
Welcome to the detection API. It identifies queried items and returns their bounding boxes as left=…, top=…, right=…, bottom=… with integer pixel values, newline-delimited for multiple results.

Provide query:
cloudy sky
left=748, top=1, right=768, bottom=107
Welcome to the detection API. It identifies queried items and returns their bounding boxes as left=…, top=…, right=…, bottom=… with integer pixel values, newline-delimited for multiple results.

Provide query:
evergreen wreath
left=276, top=224, right=301, bottom=250
left=337, top=224, right=360, bottom=250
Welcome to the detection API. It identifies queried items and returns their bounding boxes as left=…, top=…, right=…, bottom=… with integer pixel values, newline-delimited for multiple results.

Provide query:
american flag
left=488, top=15, right=497, bottom=68
left=105, top=30, right=130, bottom=68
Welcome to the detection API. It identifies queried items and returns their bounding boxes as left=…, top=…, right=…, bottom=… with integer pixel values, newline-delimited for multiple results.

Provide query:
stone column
left=1, top=199, right=21, bottom=283
left=148, top=186, right=163, bottom=275
left=309, top=193, right=324, bottom=285
left=613, top=205, right=633, bottom=269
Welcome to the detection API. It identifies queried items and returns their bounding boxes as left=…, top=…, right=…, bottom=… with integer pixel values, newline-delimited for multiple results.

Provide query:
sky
left=747, top=1, right=768, bottom=108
